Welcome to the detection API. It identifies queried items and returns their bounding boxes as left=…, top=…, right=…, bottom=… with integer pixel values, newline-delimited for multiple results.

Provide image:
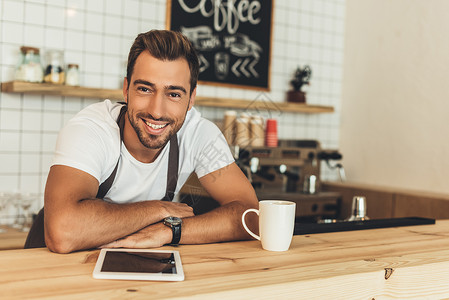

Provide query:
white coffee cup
left=242, top=200, right=296, bottom=251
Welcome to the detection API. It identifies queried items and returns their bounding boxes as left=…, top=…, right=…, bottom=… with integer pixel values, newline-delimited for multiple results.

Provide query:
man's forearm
left=45, top=198, right=165, bottom=253
left=45, top=198, right=193, bottom=253
left=180, top=200, right=259, bottom=244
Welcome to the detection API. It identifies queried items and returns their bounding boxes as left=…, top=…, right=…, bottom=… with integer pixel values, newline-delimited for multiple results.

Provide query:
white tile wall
left=0, top=0, right=345, bottom=218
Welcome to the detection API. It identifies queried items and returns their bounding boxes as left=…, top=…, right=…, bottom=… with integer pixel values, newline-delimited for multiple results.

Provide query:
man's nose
left=147, top=93, right=165, bottom=120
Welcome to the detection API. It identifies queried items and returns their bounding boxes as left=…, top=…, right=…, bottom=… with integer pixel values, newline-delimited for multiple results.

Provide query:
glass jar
left=65, top=64, right=80, bottom=86
left=15, top=46, right=44, bottom=83
left=44, top=50, right=65, bottom=84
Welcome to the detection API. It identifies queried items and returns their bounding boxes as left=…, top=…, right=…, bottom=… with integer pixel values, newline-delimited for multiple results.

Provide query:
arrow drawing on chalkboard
left=198, top=54, right=209, bottom=73
left=232, top=59, right=242, bottom=77
left=240, top=58, right=251, bottom=77
left=232, top=58, right=259, bottom=78
left=249, top=58, right=259, bottom=78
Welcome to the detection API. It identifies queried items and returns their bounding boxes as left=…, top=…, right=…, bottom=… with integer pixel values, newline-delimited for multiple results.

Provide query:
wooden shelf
left=1, top=81, right=123, bottom=100
left=194, top=96, right=334, bottom=113
left=1, top=81, right=334, bottom=114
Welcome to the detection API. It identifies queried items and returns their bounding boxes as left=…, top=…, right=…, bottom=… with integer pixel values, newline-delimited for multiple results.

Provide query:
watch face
left=166, top=217, right=182, bottom=226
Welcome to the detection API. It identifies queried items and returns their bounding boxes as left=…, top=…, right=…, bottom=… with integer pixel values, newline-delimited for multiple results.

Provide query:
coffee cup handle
left=242, top=209, right=260, bottom=240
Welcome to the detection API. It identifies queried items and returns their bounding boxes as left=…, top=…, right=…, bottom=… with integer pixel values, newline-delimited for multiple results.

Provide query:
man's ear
left=122, top=77, right=129, bottom=103
left=188, top=87, right=196, bottom=111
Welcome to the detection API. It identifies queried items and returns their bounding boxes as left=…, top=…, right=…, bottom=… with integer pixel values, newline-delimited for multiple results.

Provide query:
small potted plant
left=287, top=65, right=311, bottom=103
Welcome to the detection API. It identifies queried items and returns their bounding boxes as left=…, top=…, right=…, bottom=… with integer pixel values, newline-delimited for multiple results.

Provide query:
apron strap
left=161, top=134, right=179, bottom=201
left=96, top=105, right=127, bottom=199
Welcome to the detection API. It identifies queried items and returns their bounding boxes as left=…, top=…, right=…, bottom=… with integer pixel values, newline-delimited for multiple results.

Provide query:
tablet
left=92, top=248, right=184, bottom=281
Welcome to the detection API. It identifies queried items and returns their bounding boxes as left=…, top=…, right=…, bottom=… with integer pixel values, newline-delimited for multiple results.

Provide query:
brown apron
left=24, top=105, right=179, bottom=248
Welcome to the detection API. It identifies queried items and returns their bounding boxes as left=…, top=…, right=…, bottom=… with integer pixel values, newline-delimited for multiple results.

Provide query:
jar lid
left=68, top=63, right=79, bottom=68
left=20, top=46, right=40, bottom=54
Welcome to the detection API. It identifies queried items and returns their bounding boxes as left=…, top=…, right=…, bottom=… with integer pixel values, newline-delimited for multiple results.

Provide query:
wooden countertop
left=2, top=220, right=449, bottom=299
left=0, top=226, right=27, bottom=250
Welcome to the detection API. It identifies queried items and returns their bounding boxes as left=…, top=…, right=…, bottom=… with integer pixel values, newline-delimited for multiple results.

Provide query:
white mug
left=242, top=200, right=296, bottom=251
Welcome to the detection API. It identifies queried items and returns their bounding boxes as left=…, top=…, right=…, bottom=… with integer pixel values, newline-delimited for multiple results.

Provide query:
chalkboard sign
left=166, top=0, right=273, bottom=91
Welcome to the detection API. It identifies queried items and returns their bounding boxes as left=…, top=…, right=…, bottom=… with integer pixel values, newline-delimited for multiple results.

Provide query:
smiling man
left=40, top=30, right=258, bottom=253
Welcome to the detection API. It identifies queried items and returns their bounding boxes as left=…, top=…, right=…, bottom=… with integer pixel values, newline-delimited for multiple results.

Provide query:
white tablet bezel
left=92, top=248, right=184, bottom=281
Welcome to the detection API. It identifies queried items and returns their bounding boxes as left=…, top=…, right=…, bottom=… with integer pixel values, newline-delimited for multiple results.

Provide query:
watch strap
left=171, top=223, right=181, bottom=245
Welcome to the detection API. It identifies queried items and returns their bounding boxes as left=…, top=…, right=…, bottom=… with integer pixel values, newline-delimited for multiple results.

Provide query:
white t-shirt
left=52, top=100, right=234, bottom=204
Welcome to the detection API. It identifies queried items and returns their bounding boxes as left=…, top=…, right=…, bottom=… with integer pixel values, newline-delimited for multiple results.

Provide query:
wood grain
left=0, top=226, right=27, bottom=250
left=1, top=81, right=124, bottom=100
left=1, top=221, right=449, bottom=299
left=322, top=181, right=395, bottom=219
left=322, top=181, right=449, bottom=220
left=194, top=96, right=334, bottom=113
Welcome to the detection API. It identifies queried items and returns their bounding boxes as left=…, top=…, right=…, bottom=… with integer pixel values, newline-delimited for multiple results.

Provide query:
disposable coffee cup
left=265, top=119, right=278, bottom=147
left=223, top=110, right=237, bottom=145
left=242, top=200, right=296, bottom=251
left=250, top=116, right=265, bottom=147
left=235, top=116, right=250, bottom=147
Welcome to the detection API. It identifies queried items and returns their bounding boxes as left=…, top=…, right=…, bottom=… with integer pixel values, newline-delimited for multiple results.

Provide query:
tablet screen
left=101, top=251, right=177, bottom=274
left=93, top=249, right=184, bottom=281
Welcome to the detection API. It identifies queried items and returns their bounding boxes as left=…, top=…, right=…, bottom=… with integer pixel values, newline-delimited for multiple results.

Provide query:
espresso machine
left=234, top=140, right=344, bottom=222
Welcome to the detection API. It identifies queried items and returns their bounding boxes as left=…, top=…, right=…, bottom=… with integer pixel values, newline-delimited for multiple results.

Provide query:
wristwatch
left=163, top=216, right=182, bottom=245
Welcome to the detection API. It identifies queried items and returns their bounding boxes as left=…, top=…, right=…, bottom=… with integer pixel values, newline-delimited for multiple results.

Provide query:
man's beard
left=127, top=109, right=187, bottom=150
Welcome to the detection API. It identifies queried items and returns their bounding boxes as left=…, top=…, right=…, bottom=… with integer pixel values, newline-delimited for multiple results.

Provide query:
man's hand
left=159, top=202, right=194, bottom=219
left=101, top=222, right=172, bottom=249
left=101, top=203, right=194, bottom=249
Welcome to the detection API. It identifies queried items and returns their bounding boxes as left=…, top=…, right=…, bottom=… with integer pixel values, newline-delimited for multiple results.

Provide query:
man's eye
left=137, top=86, right=150, bottom=92
left=169, top=92, right=181, bottom=98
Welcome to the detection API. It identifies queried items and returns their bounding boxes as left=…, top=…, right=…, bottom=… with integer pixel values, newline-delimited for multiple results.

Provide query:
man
left=44, top=30, right=258, bottom=254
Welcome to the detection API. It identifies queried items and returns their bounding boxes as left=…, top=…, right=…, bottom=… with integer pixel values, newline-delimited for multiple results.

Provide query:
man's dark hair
left=126, top=30, right=199, bottom=95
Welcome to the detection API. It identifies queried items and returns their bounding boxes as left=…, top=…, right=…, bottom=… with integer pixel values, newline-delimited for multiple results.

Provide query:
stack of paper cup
left=235, top=114, right=251, bottom=147
left=250, top=116, right=265, bottom=147
left=223, top=110, right=237, bottom=145
left=265, top=119, right=278, bottom=147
